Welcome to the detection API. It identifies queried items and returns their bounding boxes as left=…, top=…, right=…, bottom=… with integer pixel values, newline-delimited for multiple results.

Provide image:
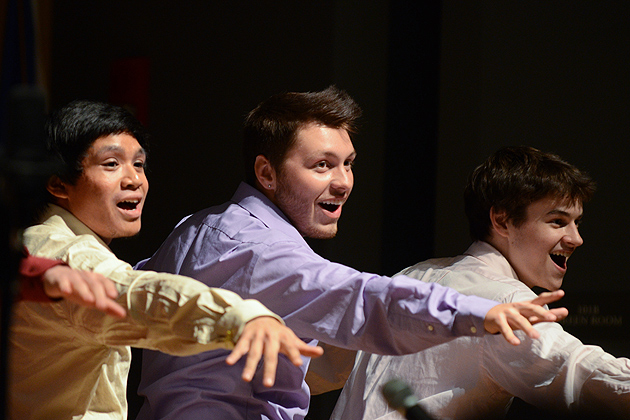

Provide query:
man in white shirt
left=333, top=146, right=630, bottom=420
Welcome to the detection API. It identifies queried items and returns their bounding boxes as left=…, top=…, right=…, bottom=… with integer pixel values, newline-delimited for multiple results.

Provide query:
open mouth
left=117, top=200, right=140, bottom=211
left=550, top=253, right=567, bottom=270
left=318, top=202, right=341, bottom=213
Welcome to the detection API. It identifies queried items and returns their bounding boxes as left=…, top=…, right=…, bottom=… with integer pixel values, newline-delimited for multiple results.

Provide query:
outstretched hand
left=225, top=316, right=324, bottom=387
left=42, top=265, right=127, bottom=319
left=484, top=289, right=568, bottom=345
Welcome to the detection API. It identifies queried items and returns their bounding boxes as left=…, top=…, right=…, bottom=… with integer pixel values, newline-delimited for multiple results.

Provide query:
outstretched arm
left=41, top=265, right=127, bottom=318
left=484, top=289, right=568, bottom=345
left=225, top=316, right=324, bottom=387
left=19, top=252, right=126, bottom=318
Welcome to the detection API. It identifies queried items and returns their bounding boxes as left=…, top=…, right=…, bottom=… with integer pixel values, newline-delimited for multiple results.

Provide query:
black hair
left=46, top=100, right=149, bottom=184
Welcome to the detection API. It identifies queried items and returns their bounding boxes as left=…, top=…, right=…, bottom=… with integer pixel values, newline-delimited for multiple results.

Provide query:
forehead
left=86, top=133, right=145, bottom=158
left=525, top=195, right=583, bottom=218
left=289, top=124, right=355, bottom=157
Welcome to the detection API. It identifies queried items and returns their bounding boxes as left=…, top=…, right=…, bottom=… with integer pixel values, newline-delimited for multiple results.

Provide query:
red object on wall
left=109, top=57, right=150, bottom=126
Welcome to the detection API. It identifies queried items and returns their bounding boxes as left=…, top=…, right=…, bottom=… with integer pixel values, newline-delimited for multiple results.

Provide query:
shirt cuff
left=451, top=294, right=496, bottom=337
left=216, top=299, right=284, bottom=344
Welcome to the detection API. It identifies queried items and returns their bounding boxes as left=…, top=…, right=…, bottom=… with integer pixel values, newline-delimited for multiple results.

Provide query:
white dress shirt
left=332, top=241, right=630, bottom=420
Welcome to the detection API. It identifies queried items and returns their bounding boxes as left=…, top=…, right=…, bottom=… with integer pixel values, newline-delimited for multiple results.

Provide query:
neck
left=484, top=234, right=508, bottom=258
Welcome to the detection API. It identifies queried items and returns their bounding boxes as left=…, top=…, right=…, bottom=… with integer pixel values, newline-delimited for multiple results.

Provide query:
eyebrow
left=547, top=209, right=583, bottom=219
left=95, top=145, right=146, bottom=158
left=309, top=150, right=357, bottom=160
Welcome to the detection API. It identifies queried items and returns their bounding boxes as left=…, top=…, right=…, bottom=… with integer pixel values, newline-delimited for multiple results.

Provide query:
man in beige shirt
left=9, top=100, right=322, bottom=419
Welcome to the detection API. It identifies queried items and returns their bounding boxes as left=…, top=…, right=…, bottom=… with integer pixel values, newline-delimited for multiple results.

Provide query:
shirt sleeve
left=174, top=234, right=496, bottom=355
left=261, top=241, right=497, bottom=353
left=481, top=286, right=630, bottom=418
left=23, top=224, right=282, bottom=356
left=483, top=323, right=630, bottom=418
left=483, top=278, right=630, bottom=418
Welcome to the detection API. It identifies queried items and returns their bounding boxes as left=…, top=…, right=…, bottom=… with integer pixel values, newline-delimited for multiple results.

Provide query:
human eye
left=344, top=159, right=355, bottom=170
left=550, top=218, right=567, bottom=227
left=134, top=160, right=146, bottom=170
left=102, top=159, right=119, bottom=169
left=315, top=161, right=329, bottom=171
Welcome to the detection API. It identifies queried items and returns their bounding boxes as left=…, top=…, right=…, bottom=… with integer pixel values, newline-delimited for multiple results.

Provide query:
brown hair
left=465, top=146, right=596, bottom=241
left=242, top=86, right=362, bottom=185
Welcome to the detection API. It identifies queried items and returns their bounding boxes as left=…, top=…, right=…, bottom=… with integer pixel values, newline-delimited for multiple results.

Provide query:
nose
left=121, top=164, right=143, bottom=189
left=564, top=222, right=583, bottom=247
left=331, top=165, right=353, bottom=194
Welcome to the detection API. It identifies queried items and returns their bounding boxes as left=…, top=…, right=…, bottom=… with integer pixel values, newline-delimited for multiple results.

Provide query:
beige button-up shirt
left=10, top=205, right=281, bottom=419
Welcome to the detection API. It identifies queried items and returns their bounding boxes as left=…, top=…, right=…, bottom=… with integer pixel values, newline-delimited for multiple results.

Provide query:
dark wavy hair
left=46, top=100, right=150, bottom=184
left=464, top=146, right=596, bottom=241
left=242, top=85, right=362, bottom=185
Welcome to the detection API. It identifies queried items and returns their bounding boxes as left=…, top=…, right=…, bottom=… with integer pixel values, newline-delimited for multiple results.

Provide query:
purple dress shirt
left=137, top=182, right=497, bottom=420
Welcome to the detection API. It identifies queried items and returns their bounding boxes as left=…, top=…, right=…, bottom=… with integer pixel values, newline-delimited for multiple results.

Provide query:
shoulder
left=398, top=255, right=532, bottom=303
left=440, top=271, right=534, bottom=303
left=147, top=201, right=308, bottom=277
left=23, top=216, right=77, bottom=258
left=174, top=201, right=302, bottom=249
left=24, top=219, right=128, bottom=277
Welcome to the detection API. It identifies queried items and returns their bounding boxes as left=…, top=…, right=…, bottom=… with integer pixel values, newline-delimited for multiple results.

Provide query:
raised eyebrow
left=94, top=145, right=146, bottom=158
left=94, top=144, right=123, bottom=157
left=310, top=150, right=357, bottom=162
left=547, top=209, right=583, bottom=220
left=547, top=209, right=570, bottom=217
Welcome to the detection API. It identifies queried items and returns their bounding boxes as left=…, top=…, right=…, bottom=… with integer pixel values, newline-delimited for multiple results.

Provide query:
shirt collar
left=464, top=241, right=520, bottom=280
left=43, top=204, right=111, bottom=250
left=231, top=182, right=309, bottom=246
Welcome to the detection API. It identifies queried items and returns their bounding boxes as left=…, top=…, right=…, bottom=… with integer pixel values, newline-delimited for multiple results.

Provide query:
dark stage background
left=5, top=1, right=630, bottom=419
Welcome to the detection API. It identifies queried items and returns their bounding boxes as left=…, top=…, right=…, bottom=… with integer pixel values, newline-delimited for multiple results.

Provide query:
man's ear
left=46, top=175, right=69, bottom=200
left=254, top=155, right=276, bottom=191
left=489, top=207, right=510, bottom=238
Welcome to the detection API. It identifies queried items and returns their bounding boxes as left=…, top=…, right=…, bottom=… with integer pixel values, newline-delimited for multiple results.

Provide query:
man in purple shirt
left=137, top=86, right=567, bottom=420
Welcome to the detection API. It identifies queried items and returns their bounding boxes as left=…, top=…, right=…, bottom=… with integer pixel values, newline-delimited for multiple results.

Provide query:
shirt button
left=470, top=326, right=477, bottom=334
left=427, top=325, right=434, bottom=332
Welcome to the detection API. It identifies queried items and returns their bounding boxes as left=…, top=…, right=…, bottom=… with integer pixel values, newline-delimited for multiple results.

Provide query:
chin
left=306, top=231, right=337, bottom=240
left=541, top=279, right=563, bottom=292
left=304, top=225, right=338, bottom=239
left=115, top=225, right=142, bottom=239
